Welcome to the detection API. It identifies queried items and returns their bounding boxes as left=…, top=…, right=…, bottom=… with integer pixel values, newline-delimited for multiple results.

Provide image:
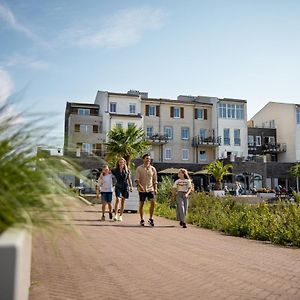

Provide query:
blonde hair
left=115, top=158, right=128, bottom=172
left=179, top=168, right=190, bottom=179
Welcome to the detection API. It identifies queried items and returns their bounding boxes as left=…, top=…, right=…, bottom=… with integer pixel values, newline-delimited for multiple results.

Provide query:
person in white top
left=172, top=168, right=192, bottom=228
left=97, top=165, right=113, bottom=221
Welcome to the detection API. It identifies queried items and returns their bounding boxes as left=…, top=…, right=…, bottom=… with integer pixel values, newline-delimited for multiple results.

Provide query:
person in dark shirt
left=111, top=158, right=133, bottom=221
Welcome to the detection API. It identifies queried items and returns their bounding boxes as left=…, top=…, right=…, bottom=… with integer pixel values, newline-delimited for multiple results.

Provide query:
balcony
left=262, top=143, right=287, bottom=153
left=147, top=134, right=169, bottom=145
left=192, top=136, right=221, bottom=147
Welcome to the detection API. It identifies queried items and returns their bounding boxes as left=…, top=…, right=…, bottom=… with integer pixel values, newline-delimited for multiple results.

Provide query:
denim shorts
left=101, top=192, right=113, bottom=203
left=139, top=191, right=155, bottom=202
left=115, top=187, right=129, bottom=199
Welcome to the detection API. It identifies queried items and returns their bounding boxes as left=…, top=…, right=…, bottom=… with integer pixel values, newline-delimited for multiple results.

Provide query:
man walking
left=135, top=154, right=158, bottom=226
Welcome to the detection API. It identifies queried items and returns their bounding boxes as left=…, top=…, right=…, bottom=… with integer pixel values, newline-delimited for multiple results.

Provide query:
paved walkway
left=30, top=196, right=300, bottom=300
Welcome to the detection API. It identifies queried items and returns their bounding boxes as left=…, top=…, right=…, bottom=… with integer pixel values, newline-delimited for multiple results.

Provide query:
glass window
left=256, top=136, right=262, bottom=146
left=199, top=150, right=206, bottom=161
left=182, top=149, right=189, bottom=160
left=236, top=104, right=244, bottom=120
left=227, top=104, right=235, bottom=119
left=80, top=125, right=92, bottom=133
left=128, top=122, right=135, bottom=128
left=165, top=148, right=172, bottom=160
left=218, top=103, right=226, bottom=118
left=181, top=127, right=190, bottom=140
left=129, top=104, right=136, bottom=114
left=110, top=102, right=117, bottom=113
left=199, top=129, right=206, bottom=140
left=234, top=129, right=241, bottom=146
left=116, top=123, right=122, bottom=129
left=149, top=105, right=156, bottom=116
left=82, top=143, right=92, bottom=154
left=174, top=107, right=180, bottom=118
left=146, top=127, right=153, bottom=137
left=297, top=108, right=300, bottom=124
left=197, top=109, right=204, bottom=119
left=78, top=108, right=90, bottom=115
left=224, top=128, right=230, bottom=145
left=248, top=135, right=254, bottom=146
left=164, top=126, right=173, bottom=139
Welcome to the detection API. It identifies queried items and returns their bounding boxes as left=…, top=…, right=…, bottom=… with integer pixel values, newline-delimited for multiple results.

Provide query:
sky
left=1, top=0, right=300, bottom=147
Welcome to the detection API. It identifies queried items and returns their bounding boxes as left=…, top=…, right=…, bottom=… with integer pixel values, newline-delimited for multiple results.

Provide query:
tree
left=289, top=163, right=300, bottom=192
left=105, top=125, right=150, bottom=167
left=204, top=160, right=233, bottom=190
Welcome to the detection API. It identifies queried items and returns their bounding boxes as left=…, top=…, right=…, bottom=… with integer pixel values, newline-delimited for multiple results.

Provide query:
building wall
left=251, top=102, right=297, bottom=162
left=296, top=123, right=300, bottom=161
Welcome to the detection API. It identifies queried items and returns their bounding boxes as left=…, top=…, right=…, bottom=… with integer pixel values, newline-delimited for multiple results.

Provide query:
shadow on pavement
left=72, top=223, right=176, bottom=228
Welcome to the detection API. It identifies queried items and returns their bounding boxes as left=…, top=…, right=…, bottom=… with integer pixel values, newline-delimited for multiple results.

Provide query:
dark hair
left=142, top=153, right=150, bottom=159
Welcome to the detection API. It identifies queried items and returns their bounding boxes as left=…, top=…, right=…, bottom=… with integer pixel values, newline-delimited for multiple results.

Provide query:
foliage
left=105, top=125, right=150, bottom=168
left=204, top=160, right=232, bottom=190
left=0, top=101, right=77, bottom=234
left=156, top=176, right=175, bottom=207
left=154, top=188, right=300, bottom=247
left=289, top=163, right=300, bottom=178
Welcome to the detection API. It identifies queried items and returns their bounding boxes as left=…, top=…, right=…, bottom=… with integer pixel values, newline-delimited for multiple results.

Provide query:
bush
left=156, top=176, right=175, bottom=207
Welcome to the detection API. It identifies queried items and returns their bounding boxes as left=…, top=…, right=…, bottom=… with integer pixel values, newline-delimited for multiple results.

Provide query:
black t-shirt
left=111, top=168, right=130, bottom=189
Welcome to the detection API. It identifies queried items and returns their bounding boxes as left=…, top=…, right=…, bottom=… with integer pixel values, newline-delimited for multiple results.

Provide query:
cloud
left=0, top=3, right=48, bottom=47
left=69, top=7, right=167, bottom=48
left=3, top=54, right=50, bottom=70
left=0, top=68, right=13, bottom=103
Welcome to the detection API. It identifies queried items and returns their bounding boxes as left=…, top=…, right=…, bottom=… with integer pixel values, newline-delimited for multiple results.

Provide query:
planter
left=257, top=192, right=276, bottom=199
left=0, top=227, right=32, bottom=300
left=210, top=190, right=225, bottom=197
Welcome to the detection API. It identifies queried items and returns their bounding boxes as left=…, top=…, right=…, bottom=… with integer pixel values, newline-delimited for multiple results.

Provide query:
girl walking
left=97, top=165, right=113, bottom=221
left=172, top=168, right=192, bottom=228
left=111, top=158, right=133, bottom=221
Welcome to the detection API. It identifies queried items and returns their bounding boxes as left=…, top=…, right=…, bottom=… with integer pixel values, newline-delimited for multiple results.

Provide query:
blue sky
left=1, top=0, right=300, bottom=147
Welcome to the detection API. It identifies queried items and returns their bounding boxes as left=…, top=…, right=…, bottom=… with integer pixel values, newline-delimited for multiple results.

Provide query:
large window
left=224, top=128, right=230, bottom=145
left=181, top=127, right=190, bottom=140
left=174, top=107, right=180, bottom=118
left=149, top=105, right=156, bottom=116
left=82, top=143, right=92, bottom=154
left=164, top=126, right=173, bottom=139
left=165, top=148, right=172, bottom=160
left=234, top=129, right=241, bottom=146
left=129, top=104, right=136, bottom=114
left=196, top=109, right=204, bottom=119
left=80, top=125, right=92, bottom=133
left=78, top=108, right=90, bottom=115
left=297, top=108, right=300, bottom=124
left=110, top=102, right=117, bottom=113
left=182, top=149, right=189, bottom=160
left=199, top=129, right=207, bottom=140
left=256, top=136, right=262, bottom=146
left=218, top=103, right=244, bottom=120
left=146, top=127, right=153, bottom=137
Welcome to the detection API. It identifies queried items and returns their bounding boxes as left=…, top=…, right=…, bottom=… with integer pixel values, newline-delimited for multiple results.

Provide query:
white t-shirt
left=98, top=174, right=113, bottom=192
left=173, top=179, right=192, bottom=192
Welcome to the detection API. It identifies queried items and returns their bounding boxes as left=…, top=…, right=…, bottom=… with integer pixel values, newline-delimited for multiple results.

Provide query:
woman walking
left=111, top=158, right=133, bottom=221
left=172, top=168, right=192, bottom=228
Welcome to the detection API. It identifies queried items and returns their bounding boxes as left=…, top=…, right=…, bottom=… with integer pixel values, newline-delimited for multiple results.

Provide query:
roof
left=141, top=97, right=213, bottom=106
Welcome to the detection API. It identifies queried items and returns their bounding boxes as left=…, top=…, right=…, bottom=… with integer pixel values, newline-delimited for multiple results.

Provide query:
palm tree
left=105, top=125, right=150, bottom=167
left=204, top=160, right=233, bottom=190
left=289, top=163, right=300, bottom=192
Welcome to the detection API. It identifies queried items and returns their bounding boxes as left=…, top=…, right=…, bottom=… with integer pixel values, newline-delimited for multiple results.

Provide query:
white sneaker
left=114, top=214, right=118, bottom=221
left=118, top=215, right=123, bottom=222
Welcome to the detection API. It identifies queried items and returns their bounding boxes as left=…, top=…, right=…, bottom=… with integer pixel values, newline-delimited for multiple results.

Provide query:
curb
left=76, top=195, right=94, bottom=206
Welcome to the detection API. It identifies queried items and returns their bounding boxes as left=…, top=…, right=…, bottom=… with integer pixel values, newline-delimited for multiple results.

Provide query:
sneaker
left=118, top=215, right=123, bottom=222
left=101, top=215, right=105, bottom=221
left=140, top=219, right=145, bottom=226
left=179, top=221, right=183, bottom=226
left=114, top=214, right=118, bottom=221
left=148, top=218, right=154, bottom=227
left=182, top=223, right=187, bottom=228
left=109, top=212, right=113, bottom=220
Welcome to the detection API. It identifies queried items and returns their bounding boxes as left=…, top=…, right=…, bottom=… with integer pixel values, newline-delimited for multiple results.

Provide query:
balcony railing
left=192, top=136, right=221, bottom=147
left=262, top=143, right=287, bottom=153
left=146, top=134, right=169, bottom=145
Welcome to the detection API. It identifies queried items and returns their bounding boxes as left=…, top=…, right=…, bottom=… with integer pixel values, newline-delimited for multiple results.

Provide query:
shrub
left=156, top=176, right=175, bottom=207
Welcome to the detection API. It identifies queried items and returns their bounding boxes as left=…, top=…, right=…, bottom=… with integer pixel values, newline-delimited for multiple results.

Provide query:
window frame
left=110, top=102, right=117, bottom=113
left=181, top=127, right=190, bottom=140
left=164, top=148, right=172, bottom=160
left=129, top=103, right=136, bottom=114
left=182, top=149, right=189, bottom=161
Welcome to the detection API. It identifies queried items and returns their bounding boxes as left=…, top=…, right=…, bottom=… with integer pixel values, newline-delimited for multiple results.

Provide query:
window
left=267, top=136, right=275, bottom=144
left=78, top=108, right=90, bottom=115
left=110, top=102, right=117, bottom=113
left=146, top=105, right=159, bottom=117
left=93, top=125, right=98, bottom=133
left=74, top=124, right=80, bottom=132
left=165, top=148, right=172, bottom=160
left=256, top=136, right=262, bottom=146
left=149, top=105, right=156, bottom=116
left=116, top=123, right=122, bottom=129
left=82, top=143, right=92, bottom=154
left=218, top=103, right=226, bottom=118
left=199, top=129, right=207, bottom=140
left=164, top=126, right=173, bottom=139
left=199, top=150, right=206, bottom=161
left=236, top=104, right=244, bottom=119
left=234, top=129, right=241, bottom=146
left=224, top=128, right=230, bottom=145
left=218, top=103, right=244, bottom=120
left=80, top=125, right=92, bottom=133
left=182, top=149, right=189, bottom=160
left=174, top=107, right=180, bottom=118
left=181, top=127, right=190, bottom=140
left=196, top=109, right=204, bottom=119
left=146, top=127, right=153, bottom=138
left=129, top=104, right=136, bottom=114
left=297, top=108, right=300, bottom=124
left=227, top=104, right=236, bottom=119
left=128, top=122, right=135, bottom=128
left=248, top=135, right=254, bottom=146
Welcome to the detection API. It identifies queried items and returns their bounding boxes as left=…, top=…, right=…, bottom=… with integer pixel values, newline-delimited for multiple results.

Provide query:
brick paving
left=30, top=196, right=300, bottom=300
